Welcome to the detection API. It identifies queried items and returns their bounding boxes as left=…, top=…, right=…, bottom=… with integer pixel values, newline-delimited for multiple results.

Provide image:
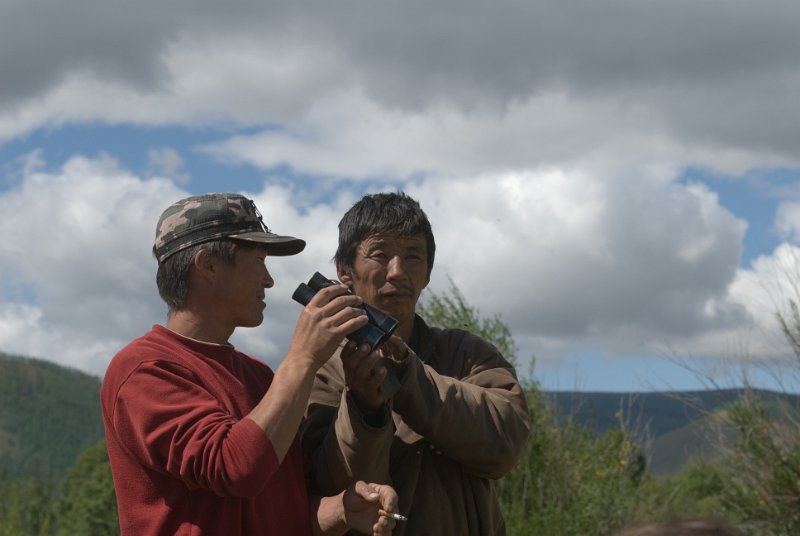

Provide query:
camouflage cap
left=153, top=193, right=306, bottom=263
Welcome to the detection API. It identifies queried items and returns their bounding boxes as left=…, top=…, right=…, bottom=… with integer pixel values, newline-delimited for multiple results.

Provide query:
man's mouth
left=380, top=289, right=410, bottom=299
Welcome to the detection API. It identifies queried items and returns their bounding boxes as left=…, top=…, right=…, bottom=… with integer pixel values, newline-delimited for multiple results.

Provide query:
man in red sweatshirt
left=101, top=192, right=399, bottom=536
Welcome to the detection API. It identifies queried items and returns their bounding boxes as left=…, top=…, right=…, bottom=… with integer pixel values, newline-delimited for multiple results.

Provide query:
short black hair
left=334, top=192, right=435, bottom=277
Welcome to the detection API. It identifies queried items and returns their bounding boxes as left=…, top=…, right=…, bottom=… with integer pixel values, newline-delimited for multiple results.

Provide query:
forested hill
left=0, top=352, right=104, bottom=482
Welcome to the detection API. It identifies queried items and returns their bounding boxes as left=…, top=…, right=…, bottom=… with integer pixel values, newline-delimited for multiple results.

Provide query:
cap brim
left=231, top=231, right=306, bottom=256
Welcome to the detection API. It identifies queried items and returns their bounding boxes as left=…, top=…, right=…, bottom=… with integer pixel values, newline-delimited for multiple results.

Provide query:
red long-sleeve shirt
left=101, top=325, right=311, bottom=535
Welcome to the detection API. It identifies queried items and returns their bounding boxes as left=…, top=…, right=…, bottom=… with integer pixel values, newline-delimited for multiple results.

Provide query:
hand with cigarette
left=343, top=480, right=402, bottom=535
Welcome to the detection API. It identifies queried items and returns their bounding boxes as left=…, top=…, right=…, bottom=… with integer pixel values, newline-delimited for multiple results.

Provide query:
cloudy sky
left=2, top=0, right=800, bottom=392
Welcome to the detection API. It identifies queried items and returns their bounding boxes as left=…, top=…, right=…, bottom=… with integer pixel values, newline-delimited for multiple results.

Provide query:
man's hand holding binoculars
left=341, top=334, right=411, bottom=416
left=288, top=283, right=368, bottom=369
left=341, top=340, right=387, bottom=412
left=293, top=272, right=408, bottom=417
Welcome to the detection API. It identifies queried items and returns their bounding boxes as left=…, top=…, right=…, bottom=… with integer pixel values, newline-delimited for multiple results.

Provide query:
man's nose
left=386, top=256, right=407, bottom=280
left=263, top=268, right=274, bottom=288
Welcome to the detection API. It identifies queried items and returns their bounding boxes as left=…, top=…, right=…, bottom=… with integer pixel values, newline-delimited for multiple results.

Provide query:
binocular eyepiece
left=292, top=272, right=399, bottom=351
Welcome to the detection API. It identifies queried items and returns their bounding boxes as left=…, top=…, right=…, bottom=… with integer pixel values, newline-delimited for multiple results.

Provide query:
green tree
left=0, top=477, right=55, bottom=536
left=52, top=439, right=118, bottom=536
left=419, top=276, right=519, bottom=366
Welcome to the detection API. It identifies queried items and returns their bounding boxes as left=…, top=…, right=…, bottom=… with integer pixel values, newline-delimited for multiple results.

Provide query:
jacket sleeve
left=109, top=359, right=279, bottom=498
left=301, top=354, right=395, bottom=496
left=393, top=331, right=531, bottom=479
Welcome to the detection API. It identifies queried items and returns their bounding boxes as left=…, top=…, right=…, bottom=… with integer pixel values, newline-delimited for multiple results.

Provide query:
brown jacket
left=302, top=316, right=531, bottom=536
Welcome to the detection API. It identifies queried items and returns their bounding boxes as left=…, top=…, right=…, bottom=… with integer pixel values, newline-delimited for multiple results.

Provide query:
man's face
left=213, top=244, right=274, bottom=329
left=339, top=232, right=430, bottom=327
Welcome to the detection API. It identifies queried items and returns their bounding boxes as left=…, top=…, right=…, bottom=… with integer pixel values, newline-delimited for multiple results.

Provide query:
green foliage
left=0, top=442, right=119, bottom=536
left=419, top=276, right=519, bottom=367
left=716, top=394, right=800, bottom=535
left=637, top=457, right=731, bottom=523
left=53, top=439, right=118, bottom=536
left=0, top=477, right=55, bottom=536
left=498, top=388, right=648, bottom=535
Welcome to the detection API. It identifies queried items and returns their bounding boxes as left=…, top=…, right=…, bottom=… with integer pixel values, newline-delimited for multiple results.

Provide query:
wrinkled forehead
left=358, top=232, right=428, bottom=252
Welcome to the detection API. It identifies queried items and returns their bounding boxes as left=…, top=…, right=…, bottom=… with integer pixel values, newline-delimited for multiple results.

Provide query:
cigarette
left=378, top=509, right=407, bottom=522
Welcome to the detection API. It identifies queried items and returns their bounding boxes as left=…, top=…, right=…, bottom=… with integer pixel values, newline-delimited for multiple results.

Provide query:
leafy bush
left=717, top=394, right=800, bottom=535
left=498, top=388, right=646, bottom=535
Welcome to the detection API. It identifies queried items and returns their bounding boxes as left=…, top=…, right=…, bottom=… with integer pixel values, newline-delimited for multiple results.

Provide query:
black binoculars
left=292, top=272, right=399, bottom=351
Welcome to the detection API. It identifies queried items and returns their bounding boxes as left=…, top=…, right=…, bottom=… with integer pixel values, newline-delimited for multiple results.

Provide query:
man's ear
left=193, top=248, right=216, bottom=281
left=336, top=265, right=353, bottom=287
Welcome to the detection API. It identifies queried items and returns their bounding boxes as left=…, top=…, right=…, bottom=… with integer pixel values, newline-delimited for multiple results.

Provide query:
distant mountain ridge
left=545, top=389, right=800, bottom=474
left=3, top=352, right=799, bottom=482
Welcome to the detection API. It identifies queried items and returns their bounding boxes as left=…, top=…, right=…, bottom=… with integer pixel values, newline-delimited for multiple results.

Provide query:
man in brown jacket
left=302, top=192, right=531, bottom=535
